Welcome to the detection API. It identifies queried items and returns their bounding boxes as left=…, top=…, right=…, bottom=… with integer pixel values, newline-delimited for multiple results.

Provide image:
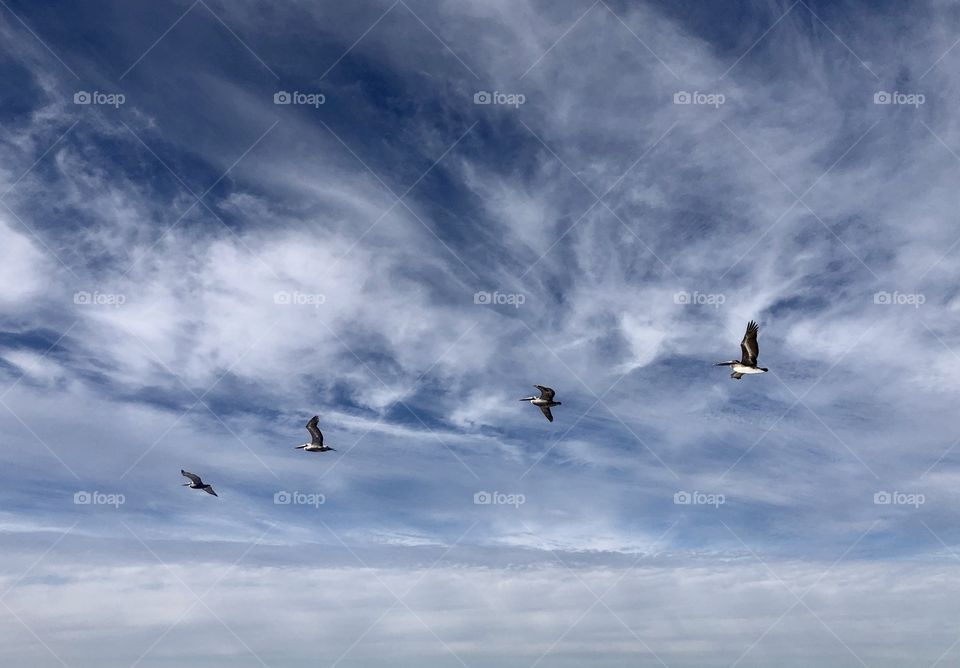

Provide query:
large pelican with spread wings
left=180, top=470, right=218, bottom=496
left=715, top=320, right=769, bottom=380
left=520, top=385, right=562, bottom=422
left=295, top=415, right=336, bottom=452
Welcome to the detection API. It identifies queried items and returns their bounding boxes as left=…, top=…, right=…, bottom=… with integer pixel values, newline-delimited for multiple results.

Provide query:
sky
left=2, top=0, right=960, bottom=665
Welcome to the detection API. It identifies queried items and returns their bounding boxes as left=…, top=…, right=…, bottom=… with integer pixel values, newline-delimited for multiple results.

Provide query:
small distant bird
left=520, top=385, right=562, bottom=422
left=181, top=470, right=218, bottom=496
left=715, top=320, right=769, bottom=380
left=295, top=415, right=336, bottom=452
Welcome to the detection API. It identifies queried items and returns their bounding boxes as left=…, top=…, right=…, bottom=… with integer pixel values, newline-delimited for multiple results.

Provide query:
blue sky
left=2, top=0, right=960, bottom=665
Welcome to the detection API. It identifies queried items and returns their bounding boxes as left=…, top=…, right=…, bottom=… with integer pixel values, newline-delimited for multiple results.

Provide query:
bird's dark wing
left=181, top=470, right=202, bottom=485
left=306, top=415, right=323, bottom=446
left=740, top=321, right=760, bottom=366
left=539, top=405, right=554, bottom=422
left=204, top=486, right=218, bottom=497
left=535, top=385, right=555, bottom=401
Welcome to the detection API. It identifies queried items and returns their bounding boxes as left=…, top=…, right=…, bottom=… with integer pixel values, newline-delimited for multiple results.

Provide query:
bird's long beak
left=520, top=397, right=534, bottom=401
left=181, top=483, right=190, bottom=486
left=294, top=445, right=307, bottom=449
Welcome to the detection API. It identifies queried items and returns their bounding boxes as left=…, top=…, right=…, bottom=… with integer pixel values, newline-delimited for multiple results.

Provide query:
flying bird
left=295, top=415, right=336, bottom=452
left=180, top=470, right=218, bottom=496
left=715, top=320, right=769, bottom=380
left=520, top=385, right=562, bottom=422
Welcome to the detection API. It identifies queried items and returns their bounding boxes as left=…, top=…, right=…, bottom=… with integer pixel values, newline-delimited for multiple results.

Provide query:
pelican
left=715, top=320, right=769, bottom=379
left=295, top=415, right=336, bottom=452
left=180, top=470, right=218, bottom=496
left=520, top=385, right=561, bottom=422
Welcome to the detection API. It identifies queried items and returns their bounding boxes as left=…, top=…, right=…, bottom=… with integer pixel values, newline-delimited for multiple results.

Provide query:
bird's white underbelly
left=732, top=364, right=765, bottom=374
